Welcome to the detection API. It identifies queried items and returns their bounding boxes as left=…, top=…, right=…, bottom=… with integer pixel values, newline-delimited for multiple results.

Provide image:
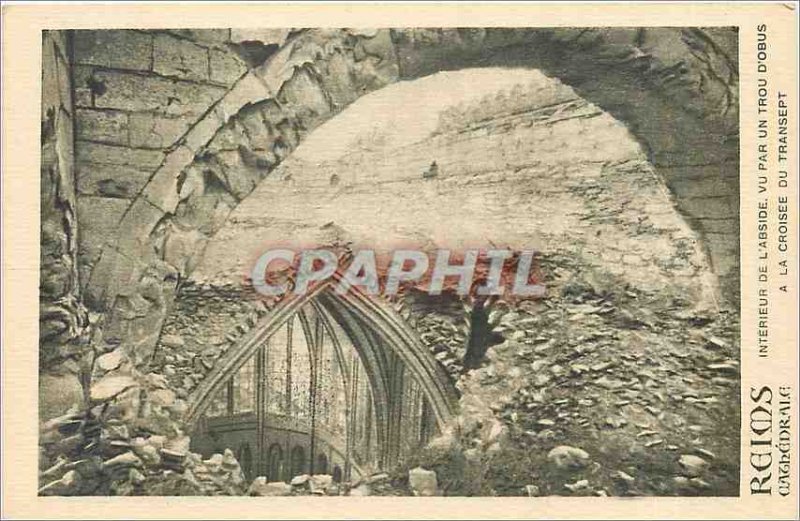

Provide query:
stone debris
left=367, top=472, right=389, bottom=485
left=290, top=474, right=310, bottom=487
left=547, top=446, right=590, bottom=471
left=348, top=483, right=372, bottom=496
left=564, top=479, right=590, bottom=493
left=694, top=448, right=716, bottom=460
left=39, top=375, right=247, bottom=496
left=95, top=350, right=125, bottom=373
left=706, top=362, right=739, bottom=375
left=248, top=478, right=292, bottom=496
left=447, top=269, right=739, bottom=497
left=678, top=454, right=710, bottom=477
left=408, top=467, right=438, bottom=497
left=704, top=335, right=728, bottom=349
left=613, top=471, right=635, bottom=485
left=90, top=375, right=138, bottom=402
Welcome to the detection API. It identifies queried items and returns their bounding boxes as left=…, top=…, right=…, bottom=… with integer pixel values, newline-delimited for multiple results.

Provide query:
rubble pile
left=409, top=312, right=469, bottom=377
left=247, top=472, right=403, bottom=497
left=38, top=353, right=248, bottom=496
left=445, top=268, right=740, bottom=496
left=39, top=403, right=248, bottom=496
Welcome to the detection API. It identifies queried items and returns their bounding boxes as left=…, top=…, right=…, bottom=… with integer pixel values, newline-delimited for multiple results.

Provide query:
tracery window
left=233, top=356, right=255, bottom=413
left=266, top=321, right=289, bottom=415
left=196, top=299, right=438, bottom=479
left=290, top=318, right=311, bottom=419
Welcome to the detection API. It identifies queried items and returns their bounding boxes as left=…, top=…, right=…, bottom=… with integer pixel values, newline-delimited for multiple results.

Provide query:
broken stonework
left=547, top=446, right=591, bottom=471
left=36, top=26, right=744, bottom=500
left=408, top=467, right=438, bottom=497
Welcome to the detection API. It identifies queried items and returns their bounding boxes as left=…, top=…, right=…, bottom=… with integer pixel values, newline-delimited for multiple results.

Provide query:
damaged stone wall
left=75, top=29, right=738, bottom=356
left=79, top=28, right=398, bottom=376
left=71, top=29, right=249, bottom=291
left=42, top=27, right=740, bottom=422
left=38, top=27, right=742, bottom=497
left=235, top=85, right=716, bottom=306
left=153, top=281, right=267, bottom=401
left=40, top=30, right=91, bottom=418
left=391, top=28, right=740, bottom=301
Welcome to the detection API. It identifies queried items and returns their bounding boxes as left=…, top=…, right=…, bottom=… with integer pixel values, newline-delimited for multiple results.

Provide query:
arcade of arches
left=38, top=27, right=741, bottom=496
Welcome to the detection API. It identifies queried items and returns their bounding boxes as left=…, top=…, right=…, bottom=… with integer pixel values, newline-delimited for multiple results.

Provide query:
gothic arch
left=266, top=443, right=284, bottom=481
left=184, top=276, right=459, bottom=435
left=85, top=28, right=738, bottom=333
left=78, top=28, right=739, bottom=432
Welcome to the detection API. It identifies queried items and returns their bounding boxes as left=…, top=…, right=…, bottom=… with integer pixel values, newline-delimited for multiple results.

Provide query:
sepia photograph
left=36, top=25, right=744, bottom=498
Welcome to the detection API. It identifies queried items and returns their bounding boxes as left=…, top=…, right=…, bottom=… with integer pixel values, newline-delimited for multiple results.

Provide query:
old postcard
left=1, top=2, right=798, bottom=519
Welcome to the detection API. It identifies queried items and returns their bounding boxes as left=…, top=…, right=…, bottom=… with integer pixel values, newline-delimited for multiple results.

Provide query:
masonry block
left=76, top=108, right=129, bottom=146
left=153, top=33, right=210, bottom=82
left=680, top=195, right=737, bottom=220
left=76, top=195, right=130, bottom=266
left=73, top=30, right=153, bottom=71
left=71, top=65, right=96, bottom=108
left=128, top=112, right=192, bottom=149
left=699, top=216, right=736, bottom=232
left=113, top=197, right=167, bottom=262
left=209, top=48, right=248, bottom=86
left=85, top=247, right=145, bottom=310
left=277, top=67, right=332, bottom=126
left=77, top=163, right=152, bottom=199
left=89, top=69, right=226, bottom=116
left=76, top=142, right=164, bottom=169
left=141, top=145, right=196, bottom=213
left=214, top=71, right=273, bottom=122
left=703, top=232, right=740, bottom=278
left=181, top=108, right=227, bottom=152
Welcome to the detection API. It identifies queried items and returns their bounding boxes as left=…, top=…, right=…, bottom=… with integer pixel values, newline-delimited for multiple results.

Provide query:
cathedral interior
left=39, top=27, right=740, bottom=497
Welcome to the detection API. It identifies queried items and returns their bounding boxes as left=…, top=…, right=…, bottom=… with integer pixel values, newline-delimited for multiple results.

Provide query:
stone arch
left=184, top=277, right=459, bottom=435
left=332, top=464, right=343, bottom=483
left=316, top=453, right=329, bottom=475
left=290, top=445, right=306, bottom=477
left=266, top=442, right=284, bottom=481
left=238, top=443, right=253, bottom=479
left=79, top=27, right=738, bottom=413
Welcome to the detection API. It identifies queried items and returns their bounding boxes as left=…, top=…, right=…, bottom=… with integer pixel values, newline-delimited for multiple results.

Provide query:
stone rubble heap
left=247, top=471, right=420, bottom=497
left=447, top=266, right=740, bottom=496
left=39, top=405, right=247, bottom=496
left=39, top=360, right=248, bottom=496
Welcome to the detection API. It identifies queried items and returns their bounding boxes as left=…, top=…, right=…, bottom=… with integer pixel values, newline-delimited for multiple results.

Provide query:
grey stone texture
left=40, top=31, right=90, bottom=376
left=73, top=30, right=153, bottom=71
left=41, top=28, right=741, bottom=427
left=71, top=30, right=249, bottom=299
